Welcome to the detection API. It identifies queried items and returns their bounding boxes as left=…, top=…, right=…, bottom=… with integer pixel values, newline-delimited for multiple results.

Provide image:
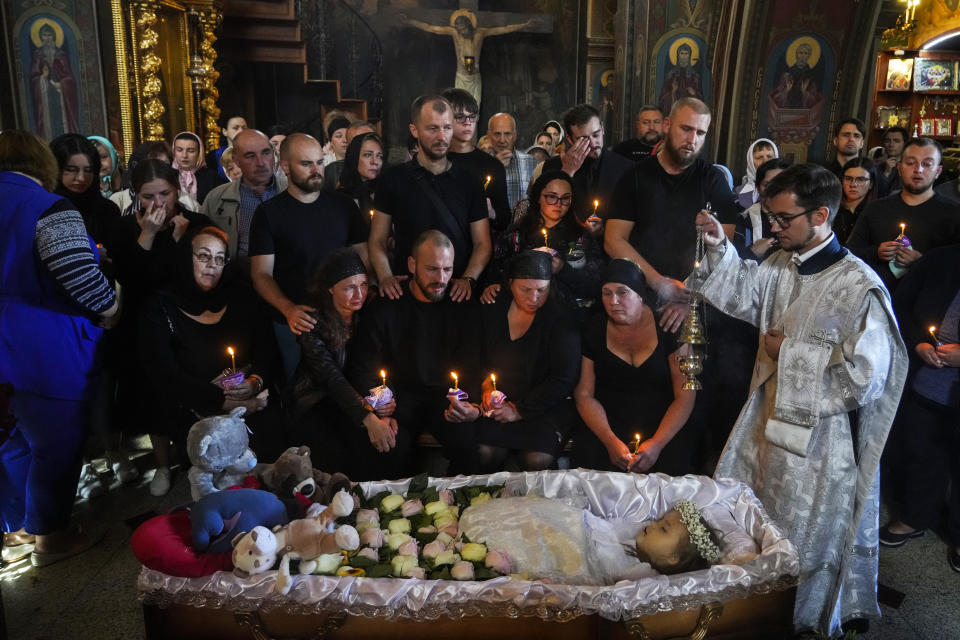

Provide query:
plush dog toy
left=231, top=490, right=359, bottom=594
left=189, top=488, right=288, bottom=554
left=186, top=407, right=258, bottom=500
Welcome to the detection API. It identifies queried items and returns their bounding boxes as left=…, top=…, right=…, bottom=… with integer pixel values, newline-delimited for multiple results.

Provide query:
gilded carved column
left=131, top=0, right=165, bottom=140
left=197, top=8, right=222, bottom=153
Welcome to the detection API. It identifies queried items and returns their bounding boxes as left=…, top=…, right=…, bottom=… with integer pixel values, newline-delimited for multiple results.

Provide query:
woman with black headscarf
left=49, top=134, right=121, bottom=245
left=475, top=250, right=580, bottom=472
left=573, top=259, right=697, bottom=475
left=138, top=226, right=281, bottom=495
left=287, top=248, right=401, bottom=480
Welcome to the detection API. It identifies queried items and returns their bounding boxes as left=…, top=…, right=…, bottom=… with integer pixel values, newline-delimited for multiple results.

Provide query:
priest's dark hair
left=0, top=130, right=58, bottom=191
left=763, top=163, right=842, bottom=225
left=562, top=104, right=601, bottom=137
left=440, top=87, right=479, bottom=116
left=410, top=94, right=451, bottom=125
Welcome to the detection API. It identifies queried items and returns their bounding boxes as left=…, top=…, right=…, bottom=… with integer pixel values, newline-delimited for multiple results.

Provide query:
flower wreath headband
left=674, top=500, right=723, bottom=564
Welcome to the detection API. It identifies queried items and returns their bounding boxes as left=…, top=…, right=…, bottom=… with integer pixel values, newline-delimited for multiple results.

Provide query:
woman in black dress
left=138, top=226, right=281, bottom=493
left=475, top=250, right=580, bottom=472
left=573, top=259, right=697, bottom=475
left=485, top=171, right=606, bottom=312
left=287, top=248, right=402, bottom=480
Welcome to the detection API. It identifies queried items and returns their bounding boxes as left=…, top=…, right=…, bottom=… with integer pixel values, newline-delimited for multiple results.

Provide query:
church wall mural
left=3, top=0, right=108, bottom=140
left=291, top=0, right=579, bottom=161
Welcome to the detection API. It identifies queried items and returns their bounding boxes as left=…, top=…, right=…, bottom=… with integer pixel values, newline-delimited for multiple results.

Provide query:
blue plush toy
left=189, top=488, right=288, bottom=554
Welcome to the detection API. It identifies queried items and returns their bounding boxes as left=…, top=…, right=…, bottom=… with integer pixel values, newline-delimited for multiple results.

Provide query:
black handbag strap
left=404, top=160, right=469, bottom=250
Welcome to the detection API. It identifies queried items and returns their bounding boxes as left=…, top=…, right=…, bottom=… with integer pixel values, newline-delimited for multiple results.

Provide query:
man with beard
left=371, top=95, right=490, bottom=303
left=606, top=97, right=739, bottom=331
left=689, top=165, right=907, bottom=637
left=202, top=128, right=288, bottom=262
left=442, top=87, right=511, bottom=232
left=250, top=133, right=367, bottom=380
left=613, top=106, right=664, bottom=163
left=824, top=118, right=865, bottom=178
left=846, top=138, right=960, bottom=293
left=606, top=97, right=745, bottom=465
left=347, top=231, right=481, bottom=477
left=542, top=103, right=633, bottom=223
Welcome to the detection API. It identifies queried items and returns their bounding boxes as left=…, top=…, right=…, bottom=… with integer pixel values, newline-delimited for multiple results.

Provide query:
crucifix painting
left=399, top=1, right=553, bottom=106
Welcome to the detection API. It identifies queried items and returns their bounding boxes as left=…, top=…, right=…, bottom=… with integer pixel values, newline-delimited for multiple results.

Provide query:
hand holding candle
left=632, top=433, right=642, bottom=454
left=896, top=222, right=912, bottom=248
left=486, top=373, right=506, bottom=413
left=227, top=346, right=236, bottom=373
left=929, top=325, right=942, bottom=346
left=447, top=371, right=468, bottom=401
left=366, top=368, right=394, bottom=409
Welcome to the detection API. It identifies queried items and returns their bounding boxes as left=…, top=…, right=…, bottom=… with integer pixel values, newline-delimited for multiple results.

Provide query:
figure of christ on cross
left=399, top=5, right=550, bottom=105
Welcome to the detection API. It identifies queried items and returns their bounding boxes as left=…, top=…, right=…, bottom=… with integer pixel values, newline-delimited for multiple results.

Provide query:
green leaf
left=408, top=514, right=431, bottom=530
left=428, top=566, right=452, bottom=581
left=407, top=472, right=429, bottom=494
left=365, top=563, right=392, bottom=578
left=474, top=566, right=496, bottom=580
left=350, top=555, right=377, bottom=568
left=421, top=487, right=440, bottom=504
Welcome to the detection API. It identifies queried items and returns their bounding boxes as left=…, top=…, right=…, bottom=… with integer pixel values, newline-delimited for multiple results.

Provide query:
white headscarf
left=739, top=138, right=779, bottom=198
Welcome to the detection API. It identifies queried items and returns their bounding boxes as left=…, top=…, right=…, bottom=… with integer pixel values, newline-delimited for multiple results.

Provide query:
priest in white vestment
left=687, top=164, right=907, bottom=637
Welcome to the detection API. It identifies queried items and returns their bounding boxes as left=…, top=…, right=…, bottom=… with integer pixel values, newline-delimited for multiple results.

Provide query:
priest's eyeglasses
left=541, top=193, right=573, bottom=205
left=764, top=207, right=817, bottom=229
left=453, top=113, right=479, bottom=123
left=193, top=251, right=228, bottom=267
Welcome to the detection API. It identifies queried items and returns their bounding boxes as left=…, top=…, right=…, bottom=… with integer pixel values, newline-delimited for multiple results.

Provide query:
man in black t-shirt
left=847, top=137, right=960, bottom=293
left=606, top=97, right=739, bottom=332
left=371, top=94, right=491, bottom=303
left=347, top=231, right=481, bottom=477
left=250, top=133, right=366, bottom=379
left=441, top=87, right=511, bottom=232
left=612, top=105, right=664, bottom=163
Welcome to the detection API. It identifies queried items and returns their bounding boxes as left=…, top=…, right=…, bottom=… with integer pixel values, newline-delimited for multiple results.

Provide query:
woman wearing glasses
left=484, top=171, right=607, bottom=313
left=138, top=226, right=280, bottom=493
left=834, top=158, right=878, bottom=244
left=105, top=159, right=215, bottom=495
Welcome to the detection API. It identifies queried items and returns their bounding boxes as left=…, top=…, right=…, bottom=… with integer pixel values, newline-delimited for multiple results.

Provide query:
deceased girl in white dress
left=459, top=495, right=756, bottom=585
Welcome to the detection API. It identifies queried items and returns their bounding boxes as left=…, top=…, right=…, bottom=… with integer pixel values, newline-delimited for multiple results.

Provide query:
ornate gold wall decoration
left=131, top=0, right=166, bottom=140
left=198, top=8, right=222, bottom=152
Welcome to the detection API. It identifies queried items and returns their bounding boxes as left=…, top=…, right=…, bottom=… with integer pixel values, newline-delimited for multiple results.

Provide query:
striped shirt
left=502, top=151, right=538, bottom=211
left=34, top=201, right=116, bottom=315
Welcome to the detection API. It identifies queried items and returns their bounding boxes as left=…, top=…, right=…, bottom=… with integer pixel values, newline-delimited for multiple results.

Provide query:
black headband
left=603, top=259, right=647, bottom=295
left=509, top=249, right=553, bottom=280
left=320, top=249, right=366, bottom=287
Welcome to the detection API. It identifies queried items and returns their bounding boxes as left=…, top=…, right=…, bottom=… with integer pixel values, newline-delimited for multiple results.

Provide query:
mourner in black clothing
left=475, top=251, right=580, bottom=472
left=346, top=231, right=481, bottom=476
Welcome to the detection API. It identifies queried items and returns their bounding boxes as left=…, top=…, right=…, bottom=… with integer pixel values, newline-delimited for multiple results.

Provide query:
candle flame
left=484, top=175, right=492, bottom=188
left=227, top=347, right=235, bottom=356
left=490, top=373, right=496, bottom=383
left=380, top=369, right=386, bottom=378
left=593, top=199, right=599, bottom=210
left=451, top=371, right=459, bottom=390
left=929, top=326, right=937, bottom=333
left=369, top=209, right=375, bottom=218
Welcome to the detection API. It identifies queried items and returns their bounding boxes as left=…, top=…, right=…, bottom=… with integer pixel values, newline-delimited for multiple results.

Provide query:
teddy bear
left=255, top=446, right=353, bottom=517
left=188, top=488, right=288, bottom=554
left=186, top=407, right=258, bottom=501
left=231, top=490, right=359, bottom=594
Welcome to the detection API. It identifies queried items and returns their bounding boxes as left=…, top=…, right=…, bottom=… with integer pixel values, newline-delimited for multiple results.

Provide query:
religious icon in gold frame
left=914, top=58, right=955, bottom=91
left=919, top=119, right=935, bottom=136
left=935, top=118, right=953, bottom=137
left=885, top=57, right=913, bottom=91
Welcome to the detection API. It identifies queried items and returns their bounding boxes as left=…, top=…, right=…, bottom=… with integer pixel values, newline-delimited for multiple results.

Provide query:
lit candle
left=929, top=325, right=941, bottom=345
left=490, top=373, right=497, bottom=391
left=541, top=227, right=549, bottom=246
left=483, top=175, right=492, bottom=190
left=380, top=369, right=387, bottom=388
left=227, top=346, right=236, bottom=372
left=632, top=433, right=642, bottom=454
left=451, top=371, right=459, bottom=390
left=369, top=209, right=375, bottom=220
left=897, top=222, right=906, bottom=240
left=593, top=199, right=599, bottom=216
